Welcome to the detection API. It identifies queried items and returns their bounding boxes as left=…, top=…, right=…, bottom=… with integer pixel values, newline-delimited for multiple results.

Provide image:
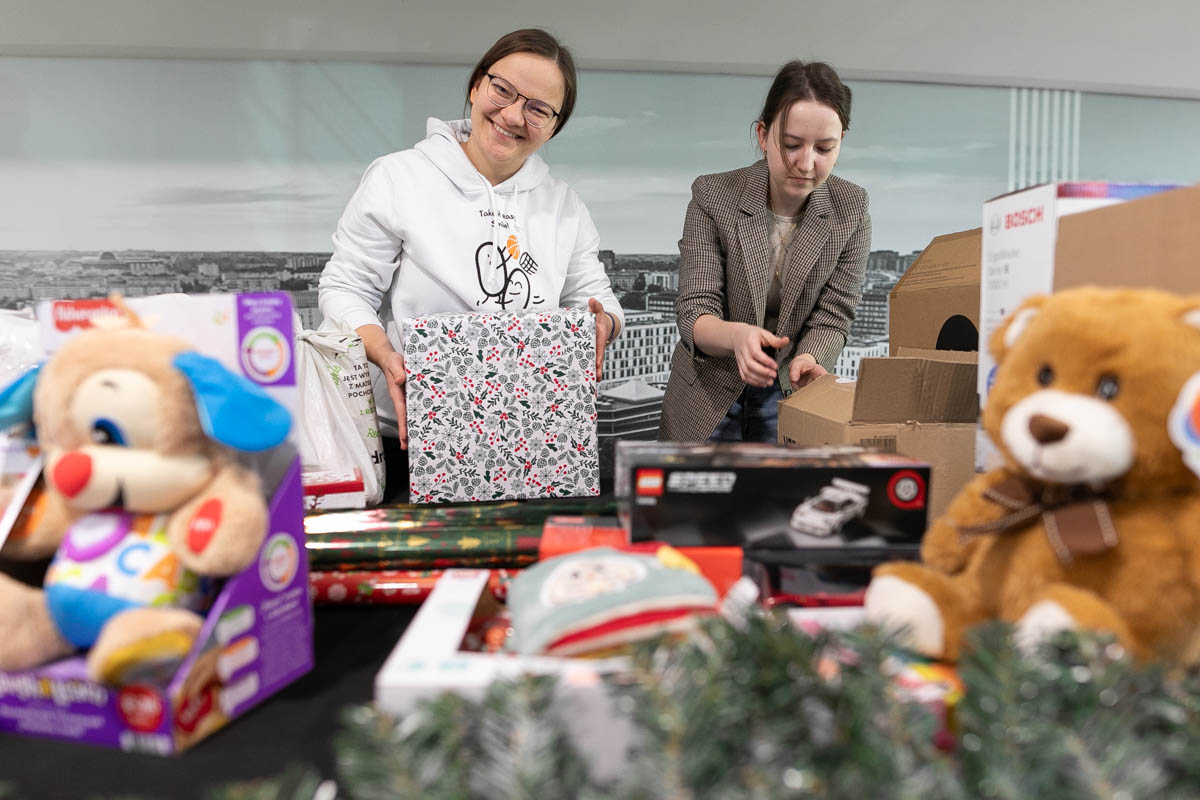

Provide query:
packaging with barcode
left=614, top=441, right=929, bottom=564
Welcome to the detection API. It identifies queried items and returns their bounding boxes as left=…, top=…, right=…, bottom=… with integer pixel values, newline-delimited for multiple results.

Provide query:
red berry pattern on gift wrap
left=402, top=309, right=599, bottom=502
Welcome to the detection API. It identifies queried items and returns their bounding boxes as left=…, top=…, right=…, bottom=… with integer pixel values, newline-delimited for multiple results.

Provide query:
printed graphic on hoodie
left=475, top=229, right=545, bottom=310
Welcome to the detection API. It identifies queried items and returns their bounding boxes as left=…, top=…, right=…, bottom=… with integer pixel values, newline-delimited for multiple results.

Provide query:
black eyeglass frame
left=483, top=73, right=562, bottom=129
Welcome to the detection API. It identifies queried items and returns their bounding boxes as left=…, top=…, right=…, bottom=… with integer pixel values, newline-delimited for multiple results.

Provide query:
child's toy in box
left=376, top=570, right=625, bottom=711
left=402, top=308, right=600, bottom=504
left=0, top=293, right=312, bottom=754
left=615, top=441, right=930, bottom=563
left=375, top=569, right=635, bottom=780
left=505, top=546, right=718, bottom=657
left=376, top=554, right=716, bottom=783
left=302, top=466, right=367, bottom=511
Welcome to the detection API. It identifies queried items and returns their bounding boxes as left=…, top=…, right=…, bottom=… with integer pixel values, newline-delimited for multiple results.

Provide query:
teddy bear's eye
left=1037, top=365, right=1055, bottom=386
left=90, top=418, right=128, bottom=447
left=1096, top=374, right=1120, bottom=401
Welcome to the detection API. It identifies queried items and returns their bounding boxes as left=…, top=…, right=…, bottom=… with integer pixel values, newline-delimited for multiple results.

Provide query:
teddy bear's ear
left=989, top=294, right=1049, bottom=363
left=172, top=351, right=292, bottom=452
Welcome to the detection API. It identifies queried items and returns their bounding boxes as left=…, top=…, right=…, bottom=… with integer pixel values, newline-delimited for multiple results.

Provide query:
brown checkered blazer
left=659, top=159, right=871, bottom=442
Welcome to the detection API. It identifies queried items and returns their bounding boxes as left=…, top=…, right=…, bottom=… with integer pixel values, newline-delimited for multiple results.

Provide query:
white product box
left=374, top=569, right=632, bottom=781
left=375, top=569, right=629, bottom=711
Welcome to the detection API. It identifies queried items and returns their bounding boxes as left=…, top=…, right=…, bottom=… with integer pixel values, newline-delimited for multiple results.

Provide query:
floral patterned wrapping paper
left=403, top=308, right=600, bottom=504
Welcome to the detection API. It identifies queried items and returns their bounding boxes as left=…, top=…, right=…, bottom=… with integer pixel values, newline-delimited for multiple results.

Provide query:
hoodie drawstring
left=484, top=179, right=499, bottom=270
left=483, top=178, right=524, bottom=273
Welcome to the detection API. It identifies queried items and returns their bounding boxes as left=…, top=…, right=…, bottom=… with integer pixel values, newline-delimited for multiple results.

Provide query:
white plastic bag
left=294, top=322, right=385, bottom=505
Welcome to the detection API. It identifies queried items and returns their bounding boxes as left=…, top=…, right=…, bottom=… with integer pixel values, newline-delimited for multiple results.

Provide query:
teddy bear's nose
left=1028, top=414, right=1070, bottom=444
left=52, top=451, right=92, bottom=497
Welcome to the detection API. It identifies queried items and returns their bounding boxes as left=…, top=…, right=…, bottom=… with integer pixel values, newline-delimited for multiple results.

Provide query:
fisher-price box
left=0, top=293, right=312, bottom=755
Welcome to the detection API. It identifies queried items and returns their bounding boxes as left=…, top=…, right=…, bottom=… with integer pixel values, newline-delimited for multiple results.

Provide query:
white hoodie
left=319, top=117, right=624, bottom=431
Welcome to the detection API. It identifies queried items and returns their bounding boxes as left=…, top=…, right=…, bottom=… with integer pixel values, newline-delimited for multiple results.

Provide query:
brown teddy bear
left=0, top=305, right=291, bottom=683
left=865, top=287, right=1200, bottom=663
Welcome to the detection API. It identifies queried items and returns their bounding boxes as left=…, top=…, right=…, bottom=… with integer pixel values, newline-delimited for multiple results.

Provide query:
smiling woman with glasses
left=484, top=73, right=560, bottom=128
left=319, top=28, right=624, bottom=501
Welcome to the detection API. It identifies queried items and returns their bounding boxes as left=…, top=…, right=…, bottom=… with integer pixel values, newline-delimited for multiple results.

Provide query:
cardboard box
left=778, top=351, right=977, bottom=522
left=615, top=441, right=929, bottom=563
left=889, top=228, right=982, bottom=355
left=978, top=181, right=1185, bottom=466
left=0, top=293, right=312, bottom=755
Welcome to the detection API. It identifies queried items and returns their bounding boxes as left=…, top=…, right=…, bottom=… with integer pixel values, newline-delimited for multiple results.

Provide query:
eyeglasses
left=484, top=73, right=561, bottom=129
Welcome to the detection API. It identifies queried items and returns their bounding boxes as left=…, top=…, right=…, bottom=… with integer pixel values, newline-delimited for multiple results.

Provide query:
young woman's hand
left=381, top=350, right=409, bottom=449
left=789, top=352, right=827, bottom=389
left=356, top=323, right=409, bottom=449
left=587, top=297, right=616, bottom=382
left=731, top=323, right=788, bottom=388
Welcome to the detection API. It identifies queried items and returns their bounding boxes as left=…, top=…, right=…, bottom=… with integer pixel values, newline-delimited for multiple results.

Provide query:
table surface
left=0, top=604, right=416, bottom=800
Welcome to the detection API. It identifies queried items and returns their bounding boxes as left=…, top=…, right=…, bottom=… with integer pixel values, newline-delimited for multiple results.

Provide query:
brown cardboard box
left=779, top=352, right=977, bottom=521
left=1053, top=186, right=1199, bottom=292
left=888, top=228, right=981, bottom=355
left=892, top=186, right=1200, bottom=366
left=977, top=182, right=1196, bottom=467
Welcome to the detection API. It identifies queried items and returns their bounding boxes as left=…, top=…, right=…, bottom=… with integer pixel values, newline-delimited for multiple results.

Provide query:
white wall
left=3, top=0, right=1199, bottom=98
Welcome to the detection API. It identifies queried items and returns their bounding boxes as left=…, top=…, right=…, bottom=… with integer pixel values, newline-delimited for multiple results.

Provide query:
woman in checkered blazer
left=659, top=61, right=871, bottom=443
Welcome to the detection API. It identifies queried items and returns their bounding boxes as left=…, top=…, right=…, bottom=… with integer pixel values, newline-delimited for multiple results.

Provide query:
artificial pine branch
left=138, top=619, right=1200, bottom=800
left=615, top=614, right=962, bottom=800
left=203, top=766, right=331, bottom=800
left=333, top=677, right=605, bottom=799
left=955, top=624, right=1200, bottom=800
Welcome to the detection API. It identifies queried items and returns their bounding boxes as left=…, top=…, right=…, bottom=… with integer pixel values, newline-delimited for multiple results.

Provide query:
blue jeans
left=709, top=381, right=782, bottom=443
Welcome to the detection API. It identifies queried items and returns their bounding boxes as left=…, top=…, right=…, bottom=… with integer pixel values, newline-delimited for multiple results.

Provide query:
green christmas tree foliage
left=954, top=624, right=1200, bottom=800
left=610, top=613, right=959, bottom=799
left=333, top=677, right=600, bottom=800
left=133, top=616, right=1200, bottom=800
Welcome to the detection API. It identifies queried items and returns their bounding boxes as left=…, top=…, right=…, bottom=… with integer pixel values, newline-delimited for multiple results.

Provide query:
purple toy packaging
left=0, top=293, right=312, bottom=754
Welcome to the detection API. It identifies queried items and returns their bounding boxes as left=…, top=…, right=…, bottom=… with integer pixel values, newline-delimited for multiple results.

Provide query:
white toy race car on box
left=788, top=478, right=871, bottom=538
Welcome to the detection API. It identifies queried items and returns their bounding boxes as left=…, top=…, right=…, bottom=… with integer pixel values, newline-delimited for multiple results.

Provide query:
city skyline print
left=4, top=55, right=1200, bottom=474
left=1, top=57, right=1016, bottom=256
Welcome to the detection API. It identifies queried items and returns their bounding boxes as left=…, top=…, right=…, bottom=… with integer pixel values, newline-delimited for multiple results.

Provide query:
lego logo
left=635, top=468, right=664, bottom=496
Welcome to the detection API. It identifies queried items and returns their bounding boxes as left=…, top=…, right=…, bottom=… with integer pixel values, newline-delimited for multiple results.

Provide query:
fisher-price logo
left=1004, top=206, right=1045, bottom=230
left=259, top=532, right=299, bottom=592
left=52, top=299, right=122, bottom=331
left=118, top=685, right=165, bottom=731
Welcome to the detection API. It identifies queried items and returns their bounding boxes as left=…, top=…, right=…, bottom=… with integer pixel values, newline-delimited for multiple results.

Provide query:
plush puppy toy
left=0, top=308, right=290, bottom=682
left=865, top=287, right=1200, bottom=663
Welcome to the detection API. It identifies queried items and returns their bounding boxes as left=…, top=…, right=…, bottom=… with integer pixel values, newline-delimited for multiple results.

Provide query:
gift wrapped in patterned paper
left=403, top=308, right=600, bottom=503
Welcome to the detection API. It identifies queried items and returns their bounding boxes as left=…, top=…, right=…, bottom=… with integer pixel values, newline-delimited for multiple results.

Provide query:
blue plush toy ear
left=172, top=351, right=292, bottom=452
left=0, top=364, right=41, bottom=431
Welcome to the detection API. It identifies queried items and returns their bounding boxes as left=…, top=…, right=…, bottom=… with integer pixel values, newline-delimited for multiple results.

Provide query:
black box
left=614, top=441, right=929, bottom=563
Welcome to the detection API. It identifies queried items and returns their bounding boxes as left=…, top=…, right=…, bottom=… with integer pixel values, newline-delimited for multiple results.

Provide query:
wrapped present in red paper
left=403, top=309, right=600, bottom=504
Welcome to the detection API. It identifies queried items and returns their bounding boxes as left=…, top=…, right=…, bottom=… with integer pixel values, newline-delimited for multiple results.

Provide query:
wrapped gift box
left=403, top=309, right=599, bottom=503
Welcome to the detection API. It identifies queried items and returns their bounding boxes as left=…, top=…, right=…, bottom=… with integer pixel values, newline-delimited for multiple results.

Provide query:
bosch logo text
left=1004, top=207, right=1044, bottom=229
